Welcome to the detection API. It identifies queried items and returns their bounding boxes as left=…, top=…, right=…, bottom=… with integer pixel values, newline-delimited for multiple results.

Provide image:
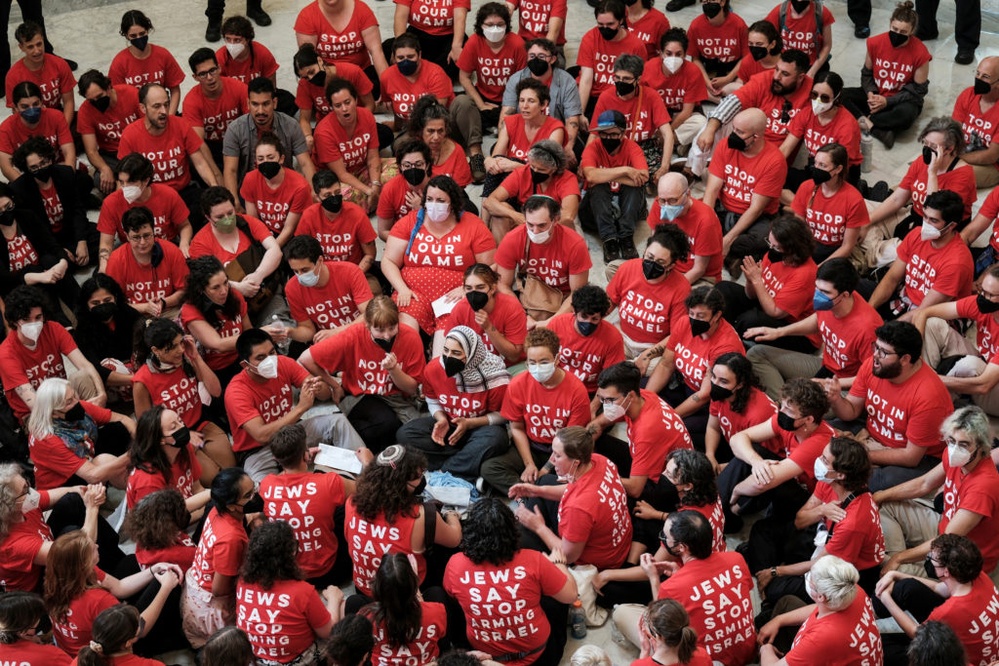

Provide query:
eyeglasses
left=128, top=232, right=154, bottom=243
left=597, top=394, right=624, bottom=405
left=871, top=343, right=899, bottom=359
left=195, top=67, right=220, bottom=80
left=809, top=91, right=832, bottom=103
left=400, top=161, right=426, bottom=170
left=979, top=287, right=999, bottom=302
left=28, top=161, right=52, bottom=173
left=945, top=436, right=975, bottom=451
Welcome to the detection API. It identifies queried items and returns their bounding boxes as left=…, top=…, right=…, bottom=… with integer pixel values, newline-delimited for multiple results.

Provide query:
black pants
left=133, top=582, right=189, bottom=656
left=0, top=1, right=52, bottom=89
left=877, top=577, right=945, bottom=666
left=916, top=0, right=980, bottom=49
left=205, top=0, right=263, bottom=21
left=347, top=395, right=402, bottom=454
left=840, top=88, right=922, bottom=134
left=44, top=492, right=127, bottom=578
left=714, top=280, right=817, bottom=354
left=579, top=184, right=645, bottom=242
left=846, top=0, right=871, bottom=28
left=717, top=443, right=811, bottom=533
left=178, top=182, right=206, bottom=231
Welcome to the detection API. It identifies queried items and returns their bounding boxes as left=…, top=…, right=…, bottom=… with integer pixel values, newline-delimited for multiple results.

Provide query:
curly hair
left=129, top=405, right=190, bottom=487
left=459, top=497, right=520, bottom=565
left=571, top=284, right=611, bottom=316
left=241, top=520, right=302, bottom=588
left=668, top=449, right=718, bottom=508
left=932, top=534, right=983, bottom=584
left=423, top=175, right=467, bottom=221
left=909, top=621, right=966, bottom=666
left=44, top=531, right=101, bottom=622
left=525, top=327, right=560, bottom=358
left=712, top=352, right=759, bottom=414
left=12, top=136, right=55, bottom=174
left=366, top=553, right=422, bottom=646
left=409, top=96, right=452, bottom=140
left=3, top=284, right=47, bottom=328
left=780, top=377, right=829, bottom=422
left=185, top=255, right=242, bottom=326
left=770, top=215, right=814, bottom=267
left=326, top=615, right=375, bottom=666
left=74, top=274, right=141, bottom=356
left=352, top=446, right=427, bottom=523
left=649, top=223, right=690, bottom=264
left=828, top=437, right=871, bottom=492
left=474, top=2, right=511, bottom=35
left=515, top=77, right=551, bottom=108
left=0, top=463, right=26, bottom=539
left=125, top=489, right=190, bottom=550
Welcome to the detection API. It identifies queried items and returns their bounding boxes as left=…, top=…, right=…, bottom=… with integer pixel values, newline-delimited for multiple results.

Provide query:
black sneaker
left=665, top=0, right=695, bottom=10
left=871, top=127, right=895, bottom=150
left=619, top=239, right=639, bottom=260
left=602, top=238, right=620, bottom=264
left=470, top=153, right=486, bottom=184
left=854, top=25, right=870, bottom=38
left=206, top=20, right=222, bottom=42
left=956, top=49, right=976, bottom=65
left=915, top=28, right=938, bottom=41
left=247, top=7, right=272, bottom=27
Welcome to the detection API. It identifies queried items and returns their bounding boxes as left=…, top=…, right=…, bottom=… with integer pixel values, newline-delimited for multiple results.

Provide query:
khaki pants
left=879, top=499, right=940, bottom=577
left=747, top=344, right=824, bottom=401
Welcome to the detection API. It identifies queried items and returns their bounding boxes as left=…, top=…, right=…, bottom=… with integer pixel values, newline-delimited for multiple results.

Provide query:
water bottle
left=271, top=314, right=290, bottom=355
left=569, top=599, right=587, bottom=639
left=860, top=130, right=873, bottom=174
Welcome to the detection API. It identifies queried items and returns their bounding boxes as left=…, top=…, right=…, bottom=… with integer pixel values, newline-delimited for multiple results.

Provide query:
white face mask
left=425, top=201, right=450, bottom=223
left=662, top=56, right=683, bottom=74
left=19, top=321, right=43, bottom=343
left=813, top=457, right=832, bottom=483
left=527, top=227, right=551, bottom=244
left=603, top=401, right=627, bottom=422
left=921, top=223, right=944, bottom=241
left=948, top=443, right=973, bottom=468
left=483, top=26, right=506, bottom=43
left=811, top=98, right=833, bottom=115
left=528, top=362, right=556, bottom=384
left=122, top=184, right=143, bottom=204
left=225, top=42, right=246, bottom=59
left=254, top=354, right=279, bottom=379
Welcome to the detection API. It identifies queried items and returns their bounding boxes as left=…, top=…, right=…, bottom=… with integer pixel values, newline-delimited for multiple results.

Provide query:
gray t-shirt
left=222, top=111, right=309, bottom=182
left=501, top=68, right=583, bottom=121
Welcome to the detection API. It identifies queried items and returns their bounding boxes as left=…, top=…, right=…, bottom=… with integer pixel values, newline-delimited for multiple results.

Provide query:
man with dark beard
left=824, top=320, right=953, bottom=492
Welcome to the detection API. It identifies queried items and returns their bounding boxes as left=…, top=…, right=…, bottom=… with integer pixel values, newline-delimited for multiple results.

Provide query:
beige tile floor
left=21, top=0, right=999, bottom=662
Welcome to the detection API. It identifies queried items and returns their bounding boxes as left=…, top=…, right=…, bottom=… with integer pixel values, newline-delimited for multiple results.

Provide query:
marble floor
left=16, top=0, right=999, bottom=663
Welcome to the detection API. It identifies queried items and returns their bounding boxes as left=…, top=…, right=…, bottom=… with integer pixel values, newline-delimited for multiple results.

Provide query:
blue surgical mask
left=660, top=203, right=685, bottom=222
left=19, top=107, right=41, bottom=124
left=297, top=265, right=320, bottom=288
left=813, top=290, right=835, bottom=311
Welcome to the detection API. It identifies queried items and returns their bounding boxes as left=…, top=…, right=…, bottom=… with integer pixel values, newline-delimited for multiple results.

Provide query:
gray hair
left=0, top=463, right=25, bottom=539
left=27, top=377, right=71, bottom=440
left=918, top=116, right=966, bottom=155
left=811, top=555, right=859, bottom=611
left=570, top=645, right=612, bottom=666
left=613, top=53, right=645, bottom=79
left=941, top=405, right=992, bottom=459
left=527, top=139, right=566, bottom=173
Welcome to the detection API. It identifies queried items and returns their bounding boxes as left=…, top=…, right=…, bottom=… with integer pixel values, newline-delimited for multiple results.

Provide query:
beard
left=873, top=359, right=902, bottom=379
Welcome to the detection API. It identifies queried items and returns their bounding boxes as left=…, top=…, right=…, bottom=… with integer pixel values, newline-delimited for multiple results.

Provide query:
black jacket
left=9, top=165, right=89, bottom=250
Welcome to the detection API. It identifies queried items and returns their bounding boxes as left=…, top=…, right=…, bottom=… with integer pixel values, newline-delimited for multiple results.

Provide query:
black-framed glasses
left=195, top=67, right=220, bottom=80
left=871, top=343, right=899, bottom=359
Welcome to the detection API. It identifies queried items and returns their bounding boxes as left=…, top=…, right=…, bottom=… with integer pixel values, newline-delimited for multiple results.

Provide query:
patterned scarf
left=446, top=326, right=510, bottom=394
left=53, top=414, right=99, bottom=459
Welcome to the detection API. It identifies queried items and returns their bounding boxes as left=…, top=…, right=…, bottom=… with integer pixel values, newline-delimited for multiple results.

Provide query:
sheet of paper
left=432, top=294, right=457, bottom=319
left=426, top=485, right=471, bottom=507
left=314, top=444, right=362, bottom=475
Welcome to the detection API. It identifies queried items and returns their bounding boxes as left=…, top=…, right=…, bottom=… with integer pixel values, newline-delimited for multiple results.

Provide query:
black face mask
left=442, top=356, right=466, bottom=377
left=321, top=194, right=343, bottom=213
left=397, top=59, right=419, bottom=76
left=888, top=31, right=908, bottom=48
left=689, top=317, right=711, bottom=336
left=663, top=539, right=682, bottom=558
left=466, top=290, right=489, bottom=311
left=257, top=161, right=281, bottom=179
left=0, top=210, right=15, bottom=227
left=978, top=294, right=999, bottom=314
left=598, top=26, right=618, bottom=41
left=790, top=0, right=809, bottom=12
left=31, top=166, right=52, bottom=182
left=975, top=77, right=993, bottom=96
left=748, top=45, right=768, bottom=61
left=776, top=411, right=799, bottom=432
left=167, top=426, right=191, bottom=448
left=373, top=335, right=396, bottom=352
left=922, top=146, right=938, bottom=165
left=577, top=320, right=597, bottom=336
left=810, top=166, right=832, bottom=185
left=709, top=383, right=733, bottom=402
left=91, top=302, right=118, bottom=321
left=64, top=403, right=86, bottom=422
left=702, top=2, right=722, bottom=18
left=924, top=557, right=938, bottom=579
left=600, top=137, right=622, bottom=154
left=527, top=58, right=550, bottom=76
left=767, top=248, right=784, bottom=263
left=413, top=475, right=427, bottom=496
left=130, top=35, right=149, bottom=51
left=530, top=168, right=549, bottom=185
left=643, top=259, right=666, bottom=280
left=727, top=133, right=747, bottom=151
left=402, top=167, right=428, bottom=187
left=309, top=70, right=327, bottom=88
left=91, top=95, right=112, bottom=113
left=615, top=80, right=636, bottom=97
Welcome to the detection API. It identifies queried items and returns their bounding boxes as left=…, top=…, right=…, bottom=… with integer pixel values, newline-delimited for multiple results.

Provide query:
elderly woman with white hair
left=873, top=405, right=999, bottom=584
left=26, top=377, right=135, bottom=490
left=758, top=555, right=883, bottom=665
left=396, top=325, right=510, bottom=481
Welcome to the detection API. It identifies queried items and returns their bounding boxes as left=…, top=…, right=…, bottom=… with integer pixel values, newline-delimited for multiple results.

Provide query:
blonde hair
left=27, top=377, right=71, bottom=440
left=570, top=645, right=612, bottom=666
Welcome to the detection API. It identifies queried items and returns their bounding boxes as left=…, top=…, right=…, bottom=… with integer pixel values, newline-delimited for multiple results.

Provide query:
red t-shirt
left=136, top=532, right=196, bottom=571
left=308, top=321, right=426, bottom=396
left=225, top=356, right=309, bottom=453
left=641, top=57, right=708, bottom=114
left=380, top=61, right=454, bottom=120
left=294, top=1, right=380, bottom=68
left=791, top=180, right=869, bottom=246
left=217, top=42, right=280, bottom=84
left=0, top=321, right=77, bottom=419
left=895, top=228, right=974, bottom=306
left=657, top=551, right=756, bottom=666
left=125, top=443, right=202, bottom=510
left=510, top=0, right=567, bottom=44
left=6, top=232, right=38, bottom=271
left=502, top=113, right=565, bottom=161
left=109, top=44, right=185, bottom=89
left=956, top=295, right=999, bottom=364
left=314, top=106, right=379, bottom=173
left=295, top=61, right=371, bottom=121
left=558, top=454, right=633, bottom=569
left=758, top=255, right=817, bottom=322
left=770, top=413, right=834, bottom=491
left=787, top=589, right=882, bottom=666
left=575, top=28, right=647, bottom=99
left=710, top=387, right=780, bottom=451
left=813, top=483, right=885, bottom=571
left=848, top=358, right=950, bottom=454
left=927, top=571, right=999, bottom=666
left=975, top=186, right=999, bottom=253
left=0, top=505, right=52, bottom=591
left=627, top=9, right=671, bottom=60
left=376, top=173, right=420, bottom=223
left=78, top=83, right=142, bottom=153
left=688, top=498, right=727, bottom=553
left=345, top=497, right=424, bottom=595
left=54, top=582, right=117, bottom=656
left=734, top=70, right=812, bottom=145
left=456, top=34, right=527, bottom=103
left=367, top=600, right=447, bottom=666
left=97, top=184, right=188, bottom=242
left=260, top=471, right=347, bottom=577
left=647, top=199, right=723, bottom=282
left=237, top=579, right=331, bottom=663
left=708, top=140, right=787, bottom=214
left=580, top=135, right=646, bottom=193
left=182, top=77, right=248, bottom=143
left=189, top=507, right=249, bottom=592
left=667, top=317, right=744, bottom=391
left=286, top=260, right=373, bottom=330
left=5, top=639, right=72, bottom=665
left=132, top=364, right=204, bottom=427
left=592, top=85, right=671, bottom=144
left=493, top=223, right=591, bottom=294
left=788, top=106, right=862, bottom=165
left=29, top=401, right=112, bottom=490
left=941, top=448, right=999, bottom=572
left=117, top=117, right=204, bottom=191
left=5, top=55, right=75, bottom=109
left=0, top=108, right=72, bottom=157
left=423, top=356, right=508, bottom=418
left=389, top=210, right=495, bottom=284
left=764, top=3, right=835, bottom=64
left=180, top=291, right=247, bottom=371
left=431, top=142, right=473, bottom=187
left=188, top=215, right=272, bottom=264
left=396, top=0, right=470, bottom=35
left=444, top=549, right=569, bottom=666
left=953, top=87, right=999, bottom=169
left=295, top=202, right=376, bottom=265
left=816, top=294, right=882, bottom=378
left=548, top=314, right=625, bottom=393
left=105, top=241, right=188, bottom=305
left=606, top=258, right=690, bottom=344
left=444, top=293, right=527, bottom=363
left=626, top=390, right=694, bottom=481
left=239, top=168, right=313, bottom=236
left=897, top=159, right=977, bottom=220
left=500, top=370, right=590, bottom=445
left=687, top=12, right=748, bottom=65
left=866, top=32, right=931, bottom=97
left=498, top=165, right=580, bottom=207
left=632, top=651, right=712, bottom=666
left=37, top=180, right=64, bottom=233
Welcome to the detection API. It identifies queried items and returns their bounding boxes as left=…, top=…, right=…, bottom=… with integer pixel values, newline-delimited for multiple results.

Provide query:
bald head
left=658, top=172, right=688, bottom=198
left=977, top=57, right=999, bottom=98
left=735, top=108, right=767, bottom=136
left=656, top=172, right=691, bottom=219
